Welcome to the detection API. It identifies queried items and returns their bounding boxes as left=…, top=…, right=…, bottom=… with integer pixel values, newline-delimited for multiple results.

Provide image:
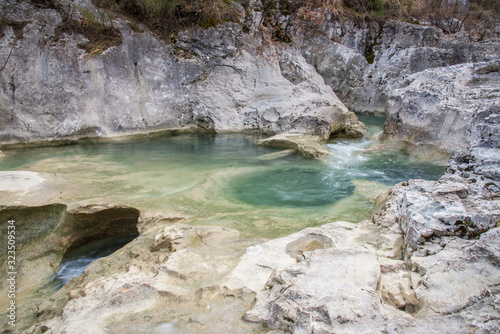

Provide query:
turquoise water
left=0, top=116, right=446, bottom=238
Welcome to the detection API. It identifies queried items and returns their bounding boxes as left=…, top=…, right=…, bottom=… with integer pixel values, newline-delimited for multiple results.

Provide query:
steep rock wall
left=384, top=61, right=500, bottom=154
left=0, top=1, right=362, bottom=145
left=296, top=19, right=500, bottom=114
left=286, top=17, right=500, bottom=155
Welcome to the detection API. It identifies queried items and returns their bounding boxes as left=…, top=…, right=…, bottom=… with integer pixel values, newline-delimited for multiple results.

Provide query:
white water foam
left=325, top=139, right=374, bottom=166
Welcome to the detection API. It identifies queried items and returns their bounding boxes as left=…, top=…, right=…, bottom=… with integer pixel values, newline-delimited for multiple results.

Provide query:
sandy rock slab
left=0, top=171, right=45, bottom=194
left=0, top=170, right=80, bottom=206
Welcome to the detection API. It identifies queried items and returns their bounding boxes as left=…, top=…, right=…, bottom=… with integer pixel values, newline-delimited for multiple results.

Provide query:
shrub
left=426, top=0, right=470, bottom=33
left=466, top=0, right=500, bottom=40
left=93, top=0, right=245, bottom=38
left=51, top=5, right=122, bottom=56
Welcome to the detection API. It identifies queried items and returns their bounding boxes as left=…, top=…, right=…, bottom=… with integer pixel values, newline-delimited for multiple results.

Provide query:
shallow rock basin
left=0, top=117, right=445, bottom=239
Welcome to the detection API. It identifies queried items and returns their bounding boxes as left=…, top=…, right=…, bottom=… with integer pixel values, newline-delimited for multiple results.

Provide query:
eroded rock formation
left=0, top=203, right=139, bottom=311
left=0, top=0, right=364, bottom=146
left=384, top=61, right=500, bottom=154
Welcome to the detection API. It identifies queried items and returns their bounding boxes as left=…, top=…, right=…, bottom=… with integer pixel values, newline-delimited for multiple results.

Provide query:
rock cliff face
left=383, top=61, right=500, bottom=154
left=292, top=17, right=500, bottom=155
left=0, top=0, right=363, bottom=145
left=297, top=19, right=500, bottom=113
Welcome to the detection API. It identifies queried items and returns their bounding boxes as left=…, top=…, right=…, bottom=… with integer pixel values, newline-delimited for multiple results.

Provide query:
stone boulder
left=226, top=221, right=412, bottom=333
left=254, top=133, right=331, bottom=158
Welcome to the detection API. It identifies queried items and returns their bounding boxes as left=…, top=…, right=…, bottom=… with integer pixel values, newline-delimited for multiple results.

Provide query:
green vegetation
left=0, top=0, right=122, bottom=56
left=92, top=0, right=246, bottom=38
left=73, top=7, right=122, bottom=56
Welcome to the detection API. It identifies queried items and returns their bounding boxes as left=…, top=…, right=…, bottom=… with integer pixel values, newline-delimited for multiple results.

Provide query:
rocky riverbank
left=1, top=140, right=498, bottom=333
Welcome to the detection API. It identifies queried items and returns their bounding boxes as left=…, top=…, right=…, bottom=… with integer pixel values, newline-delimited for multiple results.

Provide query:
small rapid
left=50, top=235, right=136, bottom=290
left=325, top=139, right=373, bottom=166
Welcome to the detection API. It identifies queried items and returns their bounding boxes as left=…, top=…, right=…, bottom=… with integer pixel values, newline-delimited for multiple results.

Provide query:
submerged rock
left=0, top=0, right=363, bottom=145
left=0, top=171, right=45, bottom=195
left=254, top=133, right=331, bottom=158
left=252, top=149, right=296, bottom=161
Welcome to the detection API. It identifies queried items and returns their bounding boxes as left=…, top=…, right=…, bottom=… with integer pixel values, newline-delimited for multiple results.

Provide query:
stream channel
left=0, top=115, right=446, bottom=288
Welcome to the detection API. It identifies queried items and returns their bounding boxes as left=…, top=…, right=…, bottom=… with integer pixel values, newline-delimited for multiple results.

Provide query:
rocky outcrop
left=297, top=20, right=500, bottom=114
left=357, top=22, right=500, bottom=113
left=368, top=149, right=500, bottom=329
left=383, top=61, right=500, bottom=154
left=231, top=145, right=500, bottom=333
left=0, top=0, right=363, bottom=145
left=2, top=215, right=264, bottom=333
left=0, top=202, right=139, bottom=312
left=300, top=34, right=369, bottom=111
left=236, top=222, right=390, bottom=333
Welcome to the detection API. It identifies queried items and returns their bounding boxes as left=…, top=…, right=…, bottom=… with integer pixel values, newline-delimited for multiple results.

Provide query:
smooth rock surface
left=0, top=171, right=45, bottom=195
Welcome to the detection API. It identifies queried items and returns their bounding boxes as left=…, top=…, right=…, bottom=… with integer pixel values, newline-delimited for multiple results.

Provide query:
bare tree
left=428, top=0, right=470, bottom=33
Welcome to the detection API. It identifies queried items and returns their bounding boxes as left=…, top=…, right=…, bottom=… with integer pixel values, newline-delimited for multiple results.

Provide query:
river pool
left=0, top=116, right=445, bottom=240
